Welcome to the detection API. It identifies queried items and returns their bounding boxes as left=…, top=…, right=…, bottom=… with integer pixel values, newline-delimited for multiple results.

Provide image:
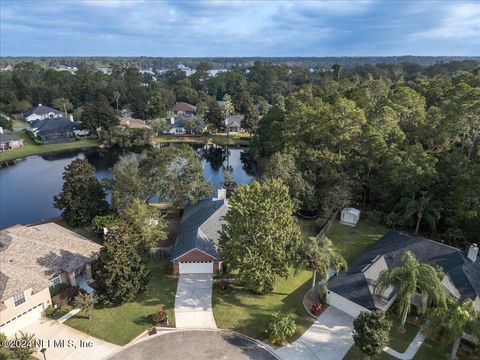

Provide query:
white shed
left=340, top=208, right=360, bottom=227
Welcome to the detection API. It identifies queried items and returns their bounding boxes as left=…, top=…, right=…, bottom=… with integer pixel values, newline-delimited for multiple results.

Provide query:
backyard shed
left=340, top=208, right=360, bottom=227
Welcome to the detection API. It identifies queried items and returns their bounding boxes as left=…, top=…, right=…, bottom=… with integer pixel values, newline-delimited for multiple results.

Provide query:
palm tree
left=74, top=292, right=97, bottom=320
left=374, top=251, right=445, bottom=332
left=113, top=91, right=121, bottom=111
left=222, top=94, right=234, bottom=137
left=426, top=298, right=478, bottom=360
left=396, top=192, right=441, bottom=234
left=296, top=236, right=347, bottom=289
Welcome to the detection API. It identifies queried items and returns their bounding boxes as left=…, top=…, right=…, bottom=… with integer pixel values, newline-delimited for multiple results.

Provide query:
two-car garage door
left=179, top=261, right=213, bottom=274
left=0, top=302, right=44, bottom=336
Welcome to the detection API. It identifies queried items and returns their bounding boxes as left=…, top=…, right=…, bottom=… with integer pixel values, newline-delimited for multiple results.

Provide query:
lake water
left=0, top=145, right=256, bottom=229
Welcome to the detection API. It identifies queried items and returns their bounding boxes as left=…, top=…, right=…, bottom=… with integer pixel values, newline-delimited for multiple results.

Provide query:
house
left=225, top=114, right=244, bottom=133
left=0, top=128, right=23, bottom=151
left=327, top=231, right=480, bottom=318
left=28, top=117, right=83, bottom=144
left=0, top=223, right=102, bottom=336
left=22, top=104, right=62, bottom=123
left=169, top=102, right=197, bottom=117
left=164, top=116, right=187, bottom=135
left=171, top=189, right=228, bottom=274
left=118, top=116, right=150, bottom=129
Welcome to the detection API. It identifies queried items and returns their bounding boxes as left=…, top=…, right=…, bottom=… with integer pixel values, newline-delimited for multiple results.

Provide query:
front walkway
left=276, top=306, right=354, bottom=360
left=174, top=274, right=217, bottom=329
left=384, top=331, right=426, bottom=360
left=23, top=317, right=120, bottom=360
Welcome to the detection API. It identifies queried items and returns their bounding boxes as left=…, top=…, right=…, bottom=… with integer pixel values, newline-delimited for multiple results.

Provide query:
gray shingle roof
left=226, top=114, right=244, bottom=127
left=0, top=223, right=102, bottom=301
left=31, top=117, right=80, bottom=132
left=0, top=132, right=20, bottom=143
left=23, top=105, right=62, bottom=118
left=328, top=231, right=480, bottom=310
left=171, top=197, right=228, bottom=260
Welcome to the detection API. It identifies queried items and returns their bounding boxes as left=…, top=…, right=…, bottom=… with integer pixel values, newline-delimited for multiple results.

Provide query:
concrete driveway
left=23, top=317, right=120, bottom=360
left=174, top=274, right=217, bottom=329
left=276, top=306, right=354, bottom=360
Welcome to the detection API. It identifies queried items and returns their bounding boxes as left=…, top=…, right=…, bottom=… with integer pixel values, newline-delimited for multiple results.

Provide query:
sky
left=1, top=0, right=479, bottom=57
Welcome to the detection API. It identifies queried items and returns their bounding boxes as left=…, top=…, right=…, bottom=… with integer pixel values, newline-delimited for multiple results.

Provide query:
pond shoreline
left=0, top=134, right=251, bottom=164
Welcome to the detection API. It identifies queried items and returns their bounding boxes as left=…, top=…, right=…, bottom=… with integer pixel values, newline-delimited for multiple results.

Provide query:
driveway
left=23, top=317, right=120, bottom=360
left=174, top=274, right=217, bottom=329
left=276, top=306, right=354, bottom=360
left=107, top=330, right=279, bottom=360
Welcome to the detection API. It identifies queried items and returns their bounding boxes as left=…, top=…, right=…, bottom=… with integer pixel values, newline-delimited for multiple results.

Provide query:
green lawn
left=212, top=269, right=315, bottom=341
left=65, top=260, right=177, bottom=345
left=326, top=221, right=388, bottom=264
left=0, top=131, right=100, bottom=162
left=387, top=316, right=420, bottom=353
left=154, top=132, right=251, bottom=146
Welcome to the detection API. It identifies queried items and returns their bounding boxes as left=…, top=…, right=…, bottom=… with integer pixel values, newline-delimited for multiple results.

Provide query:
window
left=49, top=275, right=61, bottom=288
left=13, top=292, right=26, bottom=307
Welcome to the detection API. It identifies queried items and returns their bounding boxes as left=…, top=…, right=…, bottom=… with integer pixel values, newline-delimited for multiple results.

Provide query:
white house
left=327, top=232, right=480, bottom=318
left=22, top=104, right=63, bottom=122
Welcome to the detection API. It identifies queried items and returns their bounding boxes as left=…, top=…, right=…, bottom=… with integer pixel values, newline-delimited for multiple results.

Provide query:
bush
left=91, top=214, right=121, bottom=235
left=311, top=303, right=323, bottom=316
left=50, top=282, right=69, bottom=297
left=367, top=210, right=384, bottom=224
left=268, top=313, right=297, bottom=345
left=52, top=286, right=78, bottom=309
left=318, top=284, right=327, bottom=303
left=23, top=129, right=43, bottom=145
left=45, top=305, right=56, bottom=318
left=151, top=309, right=168, bottom=325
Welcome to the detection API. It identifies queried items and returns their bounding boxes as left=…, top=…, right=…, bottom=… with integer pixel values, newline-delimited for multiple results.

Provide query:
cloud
left=0, top=0, right=479, bottom=56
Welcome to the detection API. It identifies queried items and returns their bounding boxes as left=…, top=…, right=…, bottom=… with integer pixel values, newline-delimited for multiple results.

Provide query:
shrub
left=45, top=305, right=56, bottom=318
left=52, top=286, right=78, bottom=309
left=318, top=284, right=327, bottom=303
left=91, top=214, right=121, bottom=235
left=268, top=313, right=297, bottom=345
left=23, top=129, right=43, bottom=145
left=152, top=309, right=168, bottom=325
left=367, top=210, right=384, bottom=224
left=311, top=303, right=322, bottom=316
left=50, top=282, right=69, bottom=297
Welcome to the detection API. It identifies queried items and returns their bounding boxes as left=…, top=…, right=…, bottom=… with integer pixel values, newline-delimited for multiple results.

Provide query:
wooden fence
left=316, top=209, right=340, bottom=240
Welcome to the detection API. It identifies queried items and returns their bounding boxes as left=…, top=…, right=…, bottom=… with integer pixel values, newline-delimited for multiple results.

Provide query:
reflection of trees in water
left=202, top=145, right=230, bottom=172
left=240, top=148, right=257, bottom=177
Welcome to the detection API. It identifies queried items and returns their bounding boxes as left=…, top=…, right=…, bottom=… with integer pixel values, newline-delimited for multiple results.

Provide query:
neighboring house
left=0, top=128, right=23, bottom=151
left=22, top=104, right=62, bottom=123
left=164, top=116, right=187, bottom=135
left=171, top=189, right=228, bottom=274
left=168, top=102, right=197, bottom=117
left=225, top=114, right=244, bottom=133
left=327, top=231, right=480, bottom=317
left=28, top=117, right=84, bottom=144
left=0, top=223, right=102, bottom=336
left=118, top=116, right=150, bottom=129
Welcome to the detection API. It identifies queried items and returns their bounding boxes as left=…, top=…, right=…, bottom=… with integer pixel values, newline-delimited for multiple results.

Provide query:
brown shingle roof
left=0, top=223, right=103, bottom=301
left=118, top=116, right=150, bottom=129
left=170, top=102, right=197, bottom=113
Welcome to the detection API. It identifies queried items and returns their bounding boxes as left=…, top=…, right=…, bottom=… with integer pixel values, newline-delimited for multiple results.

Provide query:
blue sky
left=1, top=0, right=479, bottom=56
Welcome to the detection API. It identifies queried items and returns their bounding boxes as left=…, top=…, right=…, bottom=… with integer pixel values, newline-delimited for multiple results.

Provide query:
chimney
left=215, top=188, right=227, bottom=200
left=38, top=103, right=42, bottom=107
left=0, top=127, right=3, bottom=134
left=467, top=244, right=478, bottom=263
left=69, top=114, right=74, bottom=122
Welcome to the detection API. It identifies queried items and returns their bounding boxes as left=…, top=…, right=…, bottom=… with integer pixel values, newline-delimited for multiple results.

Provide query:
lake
left=0, top=145, right=256, bottom=229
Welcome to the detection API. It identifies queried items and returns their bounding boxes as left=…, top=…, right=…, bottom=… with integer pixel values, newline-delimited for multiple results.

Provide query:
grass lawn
left=326, top=221, right=388, bottom=264
left=11, top=119, right=27, bottom=129
left=65, top=260, right=177, bottom=345
left=57, top=220, right=101, bottom=243
left=212, top=268, right=315, bottom=341
left=0, top=131, right=100, bottom=162
left=154, top=132, right=251, bottom=146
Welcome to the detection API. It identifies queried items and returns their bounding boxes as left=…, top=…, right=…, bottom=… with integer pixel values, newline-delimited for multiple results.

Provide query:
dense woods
left=1, top=59, right=479, bottom=247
